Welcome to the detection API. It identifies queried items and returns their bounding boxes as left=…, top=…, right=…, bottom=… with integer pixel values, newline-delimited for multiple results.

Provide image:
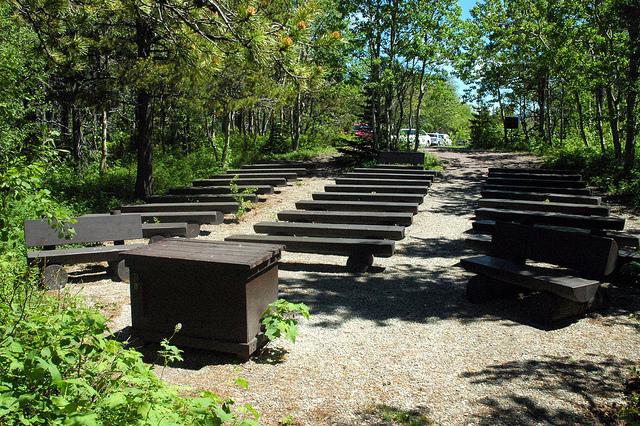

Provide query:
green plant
left=261, top=299, right=310, bottom=343
left=423, top=153, right=443, bottom=171
left=229, top=175, right=257, bottom=220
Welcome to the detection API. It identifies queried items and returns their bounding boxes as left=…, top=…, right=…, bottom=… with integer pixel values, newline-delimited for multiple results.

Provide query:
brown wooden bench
left=147, top=194, right=258, bottom=203
left=219, top=172, right=299, bottom=181
left=485, top=177, right=587, bottom=188
left=193, top=177, right=287, bottom=187
left=342, top=172, right=434, bottom=181
left=471, top=220, right=639, bottom=249
left=254, top=221, right=405, bottom=240
left=483, top=184, right=592, bottom=195
left=353, top=168, right=437, bottom=176
left=335, top=177, right=432, bottom=187
left=324, top=184, right=430, bottom=194
left=375, top=164, right=424, bottom=170
left=295, top=200, right=419, bottom=214
left=141, top=222, right=190, bottom=240
left=241, top=163, right=308, bottom=169
left=170, top=185, right=274, bottom=195
left=478, top=198, right=609, bottom=216
left=488, top=167, right=574, bottom=175
left=225, top=234, right=395, bottom=272
left=475, top=208, right=625, bottom=230
left=25, top=215, right=146, bottom=289
left=121, top=202, right=240, bottom=214
left=378, top=151, right=425, bottom=165
left=488, top=172, right=582, bottom=181
left=278, top=210, right=413, bottom=226
left=312, top=192, right=424, bottom=204
left=481, top=189, right=601, bottom=205
left=460, top=222, right=617, bottom=326
left=227, top=168, right=306, bottom=176
left=85, top=211, right=224, bottom=238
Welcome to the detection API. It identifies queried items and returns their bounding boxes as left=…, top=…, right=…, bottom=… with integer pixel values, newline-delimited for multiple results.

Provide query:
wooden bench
left=375, top=164, right=423, bottom=170
left=225, top=234, right=395, bottom=272
left=342, top=172, right=434, bottom=181
left=170, top=185, right=274, bottom=195
left=335, top=177, right=432, bottom=187
left=353, top=168, right=437, bottom=176
left=471, top=220, right=639, bottom=249
left=254, top=221, right=405, bottom=240
left=220, top=172, right=299, bottom=181
left=295, top=200, right=419, bottom=214
left=278, top=210, right=413, bottom=226
left=324, top=184, right=430, bottom=194
left=485, top=177, right=587, bottom=188
left=141, top=222, right=190, bottom=240
left=378, top=151, right=425, bottom=165
left=475, top=207, right=625, bottom=230
left=481, top=189, right=601, bottom=205
left=25, top=215, right=146, bottom=288
left=488, top=172, right=582, bottom=181
left=227, top=168, right=306, bottom=176
left=483, top=184, right=592, bottom=195
left=241, top=163, right=308, bottom=169
left=147, top=194, right=258, bottom=203
left=488, top=167, right=574, bottom=175
left=193, top=177, right=287, bottom=187
left=85, top=211, right=223, bottom=238
left=121, top=202, right=240, bottom=214
left=478, top=198, right=609, bottom=216
left=460, top=222, right=617, bottom=326
left=312, top=192, right=424, bottom=204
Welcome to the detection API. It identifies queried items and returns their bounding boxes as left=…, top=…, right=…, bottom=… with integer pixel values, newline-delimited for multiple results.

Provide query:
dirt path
left=76, top=150, right=640, bottom=425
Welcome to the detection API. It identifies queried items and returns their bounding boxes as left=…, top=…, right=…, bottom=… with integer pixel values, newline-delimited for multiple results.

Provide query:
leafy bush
left=261, top=300, right=310, bottom=344
left=424, top=153, right=443, bottom=171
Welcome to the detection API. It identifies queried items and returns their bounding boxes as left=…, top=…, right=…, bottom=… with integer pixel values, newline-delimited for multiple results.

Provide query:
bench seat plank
left=481, top=189, right=600, bottom=205
left=312, top=192, right=424, bottom=204
left=488, top=172, right=582, bottom=181
left=483, top=184, right=591, bottom=195
left=221, top=172, right=298, bottom=180
left=375, top=164, right=424, bottom=170
left=241, top=163, right=307, bottom=169
left=485, top=177, right=587, bottom=188
left=325, top=184, right=429, bottom=194
left=354, top=168, right=437, bottom=176
left=335, top=178, right=433, bottom=187
left=88, top=211, right=224, bottom=225
left=227, top=168, right=306, bottom=176
left=147, top=194, right=257, bottom=203
left=170, top=185, right=274, bottom=195
left=121, top=202, right=239, bottom=214
left=28, top=244, right=146, bottom=265
left=225, top=234, right=395, bottom=257
left=478, top=198, right=609, bottom=216
left=475, top=208, right=625, bottom=230
left=254, top=221, right=405, bottom=240
left=278, top=210, right=413, bottom=226
left=342, top=172, right=434, bottom=181
left=193, top=177, right=287, bottom=187
left=460, top=255, right=601, bottom=303
left=296, top=200, right=419, bottom=214
left=488, top=167, right=574, bottom=175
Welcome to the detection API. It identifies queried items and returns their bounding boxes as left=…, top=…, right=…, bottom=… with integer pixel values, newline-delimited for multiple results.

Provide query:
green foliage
left=368, top=405, right=434, bottom=426
left=261, top=300, right=310, bottom=344
left=229, top=175, right=257, bottom=220
left=620, top=366, right=640, bottom=423
left=469, top=106, right=503, bottom=149
left=423, top=153, right=443, bottom=171
left=615, top=262, right=640, bottom=288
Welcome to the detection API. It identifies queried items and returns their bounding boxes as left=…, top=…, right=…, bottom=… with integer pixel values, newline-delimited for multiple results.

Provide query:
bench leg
left=42, top=264, right=68, bottom=290
left=525, top=293, right=590, bottom=327
left=148, top=235, right=166, bottom=244
left=109, top=260, right=131, bottom=283
left=185, top=223, right=201, bottom=238
left=346, top=254, right=374, bottom=273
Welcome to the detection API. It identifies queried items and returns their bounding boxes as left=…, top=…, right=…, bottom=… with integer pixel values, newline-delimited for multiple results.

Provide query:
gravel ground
left=73, top=149, right=640, bottom=425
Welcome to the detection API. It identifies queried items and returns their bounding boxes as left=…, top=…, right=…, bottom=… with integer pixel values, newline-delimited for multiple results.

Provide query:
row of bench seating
left=25, top=162, right=309, bottom=288
left=224, top=151, right=433, bottom=272
left=460, top=166, right=638, bottom=327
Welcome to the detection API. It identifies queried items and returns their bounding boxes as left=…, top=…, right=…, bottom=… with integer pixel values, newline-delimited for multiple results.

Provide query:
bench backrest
left=24, top=214, right=143, bottom=247
left=378, top=151, right=425, bottom=166
left=491, top=222, right=618, bottom=278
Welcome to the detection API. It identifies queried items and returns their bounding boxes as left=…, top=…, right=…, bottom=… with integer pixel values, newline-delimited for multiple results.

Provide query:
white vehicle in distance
left=397, top=128, right=433, bottom=147
left=427, top=133, right=452, bottom=146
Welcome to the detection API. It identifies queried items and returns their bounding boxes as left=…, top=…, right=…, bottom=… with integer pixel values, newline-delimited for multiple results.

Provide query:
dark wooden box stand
left=122, top=239, right=284, bottom=360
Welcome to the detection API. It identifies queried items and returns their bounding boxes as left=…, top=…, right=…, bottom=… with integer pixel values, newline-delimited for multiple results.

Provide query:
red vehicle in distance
left=353, top=123, right=374, bottom=142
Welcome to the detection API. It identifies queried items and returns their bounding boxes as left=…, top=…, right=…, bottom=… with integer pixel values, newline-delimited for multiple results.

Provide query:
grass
left=367, top=404, right=435, bottom=426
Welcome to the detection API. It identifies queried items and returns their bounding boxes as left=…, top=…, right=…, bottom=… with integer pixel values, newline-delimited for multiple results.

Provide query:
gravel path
left=75, top=150, right=640, bottom=425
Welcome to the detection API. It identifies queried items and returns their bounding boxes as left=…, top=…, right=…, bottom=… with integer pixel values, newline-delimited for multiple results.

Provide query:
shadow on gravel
left=460, top=355, right=634, bottom=425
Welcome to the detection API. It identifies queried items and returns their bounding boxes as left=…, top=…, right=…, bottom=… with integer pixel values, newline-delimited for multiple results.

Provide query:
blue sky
left=451, top=0, right=477, bottom=98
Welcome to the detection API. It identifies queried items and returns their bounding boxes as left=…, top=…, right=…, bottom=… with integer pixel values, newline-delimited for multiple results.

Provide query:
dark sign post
left=504, top=116, right=519, bottom=129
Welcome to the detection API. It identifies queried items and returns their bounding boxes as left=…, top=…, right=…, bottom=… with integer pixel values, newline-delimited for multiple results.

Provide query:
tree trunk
left=594, top=87, right=606, bottom=155
left=496, top=88, right=507, bottom=146
left=100, top=109, right=108, bottom=174
left=413, top=62, right=427, bottom=152
left=575, top=92, right=589, bottom=147
left=221, top=109, right=232, bottom=167
left=134, top=16, right=154, bottom=198
left=71, top=105, right=84, bottom=163
left=292, top=91, right=301, bottom=150
left=606, top=86, right=622, bottom=160
left=623, top=2, right=640, bottom=172
left=537, top=76, right=546, bottom=141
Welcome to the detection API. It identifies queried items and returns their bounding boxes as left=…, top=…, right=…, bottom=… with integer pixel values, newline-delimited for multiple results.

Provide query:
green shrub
left=261, top=300, right=310, bottom=344
left=424, top=153, right=443, bottom=171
